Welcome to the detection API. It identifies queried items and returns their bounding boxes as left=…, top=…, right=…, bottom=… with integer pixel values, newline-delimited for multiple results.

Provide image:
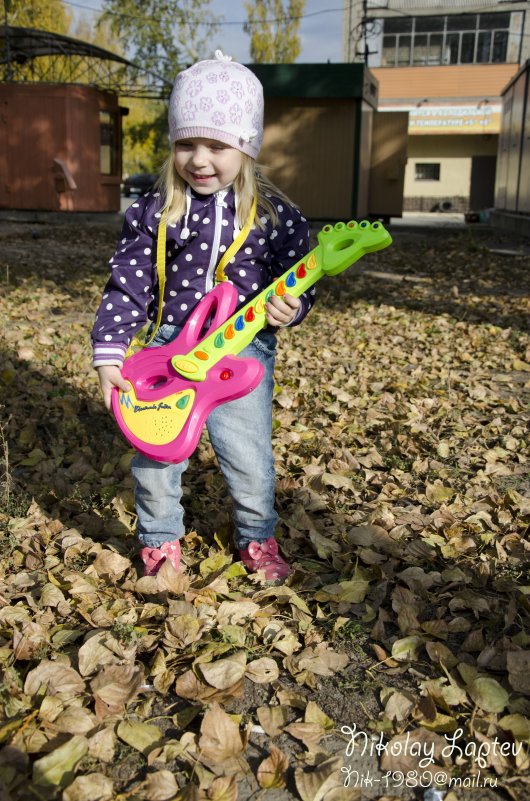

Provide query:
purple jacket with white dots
left=91, top=187, right=314, bottom=367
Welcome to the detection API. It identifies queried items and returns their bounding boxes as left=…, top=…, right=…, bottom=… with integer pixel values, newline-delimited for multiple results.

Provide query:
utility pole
left=355, top=0, right=377, bottom=64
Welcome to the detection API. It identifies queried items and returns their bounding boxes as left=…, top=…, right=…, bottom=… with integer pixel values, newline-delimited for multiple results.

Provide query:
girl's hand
left=97, top=365, right=132, bottom=412
left=265, top=293, right=301, bottom=328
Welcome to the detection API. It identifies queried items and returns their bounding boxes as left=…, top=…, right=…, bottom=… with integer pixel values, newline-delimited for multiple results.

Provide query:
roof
left=247, top=63, right=379, bottom=106
left=0, top=25, right=131, bottom=66
left=0, top=25, right=171, bottom=98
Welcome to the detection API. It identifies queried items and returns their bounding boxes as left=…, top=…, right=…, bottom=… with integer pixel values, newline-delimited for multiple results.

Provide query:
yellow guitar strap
left=125, top=196, right=256, bottom=357
left=143, top=214, right=168, bottom=347
left=124, top=215, right=167, bottom=357
left=214, top=195, right=257, bottom=283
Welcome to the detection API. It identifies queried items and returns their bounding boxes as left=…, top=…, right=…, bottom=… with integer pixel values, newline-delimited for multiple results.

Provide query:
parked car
left=122, top=172, right=157, bottom=197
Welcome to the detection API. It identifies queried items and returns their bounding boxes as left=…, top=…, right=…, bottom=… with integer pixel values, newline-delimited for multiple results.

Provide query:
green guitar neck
left=172, top=219, right=392, bottom=381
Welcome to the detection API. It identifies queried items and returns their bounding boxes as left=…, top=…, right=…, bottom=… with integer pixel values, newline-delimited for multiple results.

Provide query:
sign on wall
left=407, top=104, right=501, bottom=134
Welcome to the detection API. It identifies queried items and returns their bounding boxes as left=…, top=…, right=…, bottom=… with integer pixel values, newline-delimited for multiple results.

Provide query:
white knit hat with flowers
left=168, top=50, right=264, bottom=159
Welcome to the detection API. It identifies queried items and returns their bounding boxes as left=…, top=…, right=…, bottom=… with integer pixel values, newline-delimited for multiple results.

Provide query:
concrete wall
left=404, top=133, right=498, bottom=210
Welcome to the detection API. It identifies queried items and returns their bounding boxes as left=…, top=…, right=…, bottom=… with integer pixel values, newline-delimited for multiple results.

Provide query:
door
left=469, top=155, right=497, bottom=211
left=368, top=111, right=408, bottom=220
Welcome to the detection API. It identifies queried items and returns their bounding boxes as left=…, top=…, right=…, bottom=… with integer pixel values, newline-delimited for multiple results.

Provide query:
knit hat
left=168, top=50, right=264, bottom=159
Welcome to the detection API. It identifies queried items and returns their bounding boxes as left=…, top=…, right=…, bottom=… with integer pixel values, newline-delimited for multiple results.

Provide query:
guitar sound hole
left=147, top=376, right=168, bottom=390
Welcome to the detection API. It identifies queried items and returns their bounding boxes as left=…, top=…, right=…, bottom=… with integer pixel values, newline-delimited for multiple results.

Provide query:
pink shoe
left=140, top=539, right=181, bottom=576
left=239, top=537, right=290, bottom=583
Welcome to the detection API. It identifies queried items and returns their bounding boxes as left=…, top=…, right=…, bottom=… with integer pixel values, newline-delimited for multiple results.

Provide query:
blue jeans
left=131, top=324, right=278, bottom=550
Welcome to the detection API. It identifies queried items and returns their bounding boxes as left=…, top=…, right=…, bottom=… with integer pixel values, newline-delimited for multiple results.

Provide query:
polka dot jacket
left=91, top=187, right=314, bottom=367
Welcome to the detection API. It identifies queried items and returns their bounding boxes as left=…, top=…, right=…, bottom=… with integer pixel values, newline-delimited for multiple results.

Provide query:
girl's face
left=173, top=138, right=243, bottom=195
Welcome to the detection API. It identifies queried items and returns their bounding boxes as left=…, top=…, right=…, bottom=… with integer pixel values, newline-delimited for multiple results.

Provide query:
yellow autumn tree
left=244, top=0, right=306, bottom=63
left=6, top=0, right=72, bottom=35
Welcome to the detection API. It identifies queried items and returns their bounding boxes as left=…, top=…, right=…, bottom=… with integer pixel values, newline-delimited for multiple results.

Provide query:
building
left=343, top=1, right=530, bottom=214
left=492, top=58, right=530, bottom=234
left=0, top=26, right=169, bottom=213
left=248, top=63, right=382, bottom=221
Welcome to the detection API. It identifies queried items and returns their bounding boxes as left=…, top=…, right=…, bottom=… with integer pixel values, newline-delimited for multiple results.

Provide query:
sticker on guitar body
left=118, top=387, right=196, bottom=446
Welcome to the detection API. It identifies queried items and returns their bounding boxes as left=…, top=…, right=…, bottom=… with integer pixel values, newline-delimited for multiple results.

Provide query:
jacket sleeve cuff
left=92, top=342, right=127, bottom=368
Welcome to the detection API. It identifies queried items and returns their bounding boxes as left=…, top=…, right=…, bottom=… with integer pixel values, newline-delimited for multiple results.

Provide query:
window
left=100, top=111, right=117, bottom=175
left=381, top=12, right=510, bottom=66
left=385, top=17, right=412, bottom=34
left=415, top=163, right=440, bottom=181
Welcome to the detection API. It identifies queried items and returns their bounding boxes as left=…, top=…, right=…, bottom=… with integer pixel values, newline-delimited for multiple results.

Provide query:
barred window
left=415, top=163, right=440, bottom=181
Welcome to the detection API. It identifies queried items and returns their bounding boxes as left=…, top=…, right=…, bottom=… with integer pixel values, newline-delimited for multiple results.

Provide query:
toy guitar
left=112, top=219, right=392, bottom=463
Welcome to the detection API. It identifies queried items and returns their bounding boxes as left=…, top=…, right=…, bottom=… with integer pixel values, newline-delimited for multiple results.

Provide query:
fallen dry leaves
left=0, top=220, right=529, bottom=800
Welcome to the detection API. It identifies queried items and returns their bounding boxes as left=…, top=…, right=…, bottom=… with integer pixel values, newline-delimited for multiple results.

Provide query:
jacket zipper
left=205, top=190, right=227, bottom=292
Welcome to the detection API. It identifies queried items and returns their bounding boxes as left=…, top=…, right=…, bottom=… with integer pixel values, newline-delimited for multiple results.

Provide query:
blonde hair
left=156, top=147, right=295, bottom=229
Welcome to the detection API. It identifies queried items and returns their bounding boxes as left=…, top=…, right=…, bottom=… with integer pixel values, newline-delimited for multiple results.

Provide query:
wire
left=62, top=0, right=347, bottom=28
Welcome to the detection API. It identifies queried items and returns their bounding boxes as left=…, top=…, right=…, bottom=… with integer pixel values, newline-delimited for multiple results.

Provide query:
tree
left=99, top=0, right=221, bottom=78
left=97, top=1, right=222, bottom=175
left=244, top=0, right=306, bottom=63
left=6, top=0, right=72, bottom=35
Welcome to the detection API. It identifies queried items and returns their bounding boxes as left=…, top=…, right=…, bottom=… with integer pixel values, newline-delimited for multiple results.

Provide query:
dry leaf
left=257, top=746, right=288, bottom=788
left=216, top=601, right=260, bottom=625
left=116, top=720, right=163, bottom=755
left=284, top=722, right=325, bottom=751
left=32, top=736, right=88, bottom=787
left=384, top=690, right=416, bottom=723
left=62, top=773, right=114, bottom=801
left=506, top=651, right=530, bottom=695
left=256, top=706, right=291, bottom=738
left=144, top=770, right=179, bottom=801
left=468, top=676, right=510, bottom=712
left=92, top=550, right=131, bottom=579
left=305, top=701, right=335, bottom=730
left=294, top=756, right=342, bottom=801
left=91, top=663, right=144, bottom=718
left=87, top=727, right=116, bottom=763
left=24, top=661, right=85, bottom=700
left=198, top=703, right=245, bottom=762
left=12, top=622, right=49, bottom=660
left=295, top=643, right=349, bottom=677
left=245, top=657, right=279, bottom=684
left=207, top=775, right=238, bottom=801
left=199, top=653, right=247, bottom=690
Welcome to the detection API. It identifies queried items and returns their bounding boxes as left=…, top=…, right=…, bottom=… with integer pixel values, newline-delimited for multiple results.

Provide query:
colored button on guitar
left=275, top=280, right=286, bottom=296
left=245, top=307, right=255, bottom=322
left=235, top=315, right=245, bottom=331
left=255, top=298, right=265, bottom=314
left=225, top=324, right=235, bottom=339
left=286, top=271, right=296, bottom=288
left=214, top=333, right=225, bottom=348
left=296, top=263, right=307, bottom=278
left=194, top=350, right=209, bottom=360
left=173, top=359, right=198, bottom=374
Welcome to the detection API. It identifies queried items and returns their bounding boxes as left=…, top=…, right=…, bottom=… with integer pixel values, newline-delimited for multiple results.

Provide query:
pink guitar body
left=111, top=282, right=263, bottom=463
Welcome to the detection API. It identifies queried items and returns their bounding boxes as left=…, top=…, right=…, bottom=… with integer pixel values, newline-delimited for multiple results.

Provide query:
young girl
left=92, top=51, right=315, bottom=582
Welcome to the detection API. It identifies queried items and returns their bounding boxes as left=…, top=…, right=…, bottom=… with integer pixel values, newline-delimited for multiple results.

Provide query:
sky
left=66, top=0, right=345, bottom=64
left=208, top=0, right=344, bottom=63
